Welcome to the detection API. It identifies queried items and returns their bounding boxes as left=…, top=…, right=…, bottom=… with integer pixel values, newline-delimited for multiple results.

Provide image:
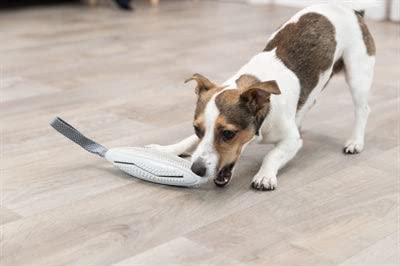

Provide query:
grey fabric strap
left=51, top=117, right=108, bottom=157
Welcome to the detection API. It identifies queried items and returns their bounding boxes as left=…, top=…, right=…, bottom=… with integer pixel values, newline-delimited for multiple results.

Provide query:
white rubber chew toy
left=50, top=117, right=206, bottom=187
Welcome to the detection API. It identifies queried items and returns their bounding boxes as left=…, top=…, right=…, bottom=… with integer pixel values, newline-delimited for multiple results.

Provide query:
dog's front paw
left=343, top=140, right=364, bottom=154
left=145, top=144, right=180, bottom=155
left=251, top=175, right=277, bottom=191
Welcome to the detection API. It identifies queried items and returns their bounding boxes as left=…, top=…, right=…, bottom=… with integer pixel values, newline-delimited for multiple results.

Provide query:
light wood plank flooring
left=1, top=1, right=399, bottom=265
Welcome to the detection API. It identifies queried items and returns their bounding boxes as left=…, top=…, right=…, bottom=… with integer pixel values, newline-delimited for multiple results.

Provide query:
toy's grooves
left=105, top=147, right=206, bottom=187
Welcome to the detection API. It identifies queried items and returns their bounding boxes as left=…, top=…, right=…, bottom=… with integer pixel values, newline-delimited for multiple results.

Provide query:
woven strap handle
left=50, top=117, right=108, bottom=157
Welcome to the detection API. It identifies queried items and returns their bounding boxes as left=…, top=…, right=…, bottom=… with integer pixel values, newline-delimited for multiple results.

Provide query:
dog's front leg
left=252, top=135, right=302, bottom=191
left=146, top=135, right=199, bottom=156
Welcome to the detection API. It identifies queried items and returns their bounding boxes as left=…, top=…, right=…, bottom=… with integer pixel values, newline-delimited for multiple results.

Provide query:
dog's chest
left=258, top=115, right=288, bottom=144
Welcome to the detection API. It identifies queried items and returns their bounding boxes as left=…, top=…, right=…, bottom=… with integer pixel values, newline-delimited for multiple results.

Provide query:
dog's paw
left=145, top=144, right=180, bottom=155
left=343, top=140, right=364, bottom=155
left=251, top=175, right=277, bottom=191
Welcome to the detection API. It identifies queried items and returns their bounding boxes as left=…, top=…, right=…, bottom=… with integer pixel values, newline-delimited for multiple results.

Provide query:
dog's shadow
left=238, top=130, right=343, bottom=179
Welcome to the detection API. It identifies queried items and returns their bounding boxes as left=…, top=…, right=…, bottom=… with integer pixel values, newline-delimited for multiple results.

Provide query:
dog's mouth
left=214, top=163, right=235, bottom=187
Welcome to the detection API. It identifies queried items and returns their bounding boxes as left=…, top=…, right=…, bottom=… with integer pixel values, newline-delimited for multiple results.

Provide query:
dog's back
left=264, top=4, right=375, bottom=114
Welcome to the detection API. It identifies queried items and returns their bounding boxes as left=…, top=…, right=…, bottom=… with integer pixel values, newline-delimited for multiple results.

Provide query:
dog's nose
left=191, top=159, right=207, bottom=177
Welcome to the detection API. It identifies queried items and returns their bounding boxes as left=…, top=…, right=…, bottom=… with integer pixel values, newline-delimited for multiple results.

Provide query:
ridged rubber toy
left=50, top=117, right=206, bottom=187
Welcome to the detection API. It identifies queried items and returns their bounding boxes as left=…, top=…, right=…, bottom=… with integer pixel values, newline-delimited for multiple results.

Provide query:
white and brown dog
left=148, top=3, right=375, bottom=190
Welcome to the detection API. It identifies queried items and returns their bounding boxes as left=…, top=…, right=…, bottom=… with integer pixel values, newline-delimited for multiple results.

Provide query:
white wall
left=391, top=0, right=400, bottom=21
left=247, top=0, right=393, bottom=21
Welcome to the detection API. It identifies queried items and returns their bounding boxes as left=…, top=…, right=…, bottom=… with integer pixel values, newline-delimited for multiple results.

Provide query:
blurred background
left=1, top=1, right=399, bottom=265
left=1, top=0, right=399, bottom=18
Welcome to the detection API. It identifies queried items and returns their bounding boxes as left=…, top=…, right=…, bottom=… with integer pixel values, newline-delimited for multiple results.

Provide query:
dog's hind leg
left=342, top=48, right=375, bottom=154
left=295, top=99, right=317, bottom=131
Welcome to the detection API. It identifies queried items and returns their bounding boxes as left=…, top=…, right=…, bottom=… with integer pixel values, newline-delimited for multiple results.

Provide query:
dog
left=148, top=3, right=376, bottom=190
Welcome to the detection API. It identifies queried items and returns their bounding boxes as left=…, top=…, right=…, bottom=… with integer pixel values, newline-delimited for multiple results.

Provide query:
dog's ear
left=235, top=74, right=260, bottom=90
left=240, top=80, right=281, bottom=115
left=185, top=73, right=217, bottom=95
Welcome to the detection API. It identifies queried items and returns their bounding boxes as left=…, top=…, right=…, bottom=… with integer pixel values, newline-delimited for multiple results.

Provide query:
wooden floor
left=1, top=1, right=399, bottom=265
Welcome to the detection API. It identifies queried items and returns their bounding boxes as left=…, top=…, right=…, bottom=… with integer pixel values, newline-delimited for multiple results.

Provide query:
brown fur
left=215, top=90, right=254, bottom=130
left=194, top=87, right=221, bottom=119
left=193, top=88, right=220, bottom=140
left=185, top=73, right=222, bottom=120
left=214, top=78, right=279, bottom=131
left=332, top=58, right=345, bottom=75
left=213, top=89, right=260, bottom=170
left=185, top=73, right=217, bottom=95
left=355, top=10, right=365, bottom=17
left=186, top=73, right=222, bottom=139
left=241, top=80, right=280, bottom=114
left=213, top=116, right=254, bottom=171
left=213, top=78, right=281, bottom=169
left=320, top=57, right=345, bottom=96
left=193, top=116, right=205, bottom=139
left=264, top=12, right=337, bottom=110
left=235, top=74, right=260, bottom=90
left=355, top=11, right=376, bottom=56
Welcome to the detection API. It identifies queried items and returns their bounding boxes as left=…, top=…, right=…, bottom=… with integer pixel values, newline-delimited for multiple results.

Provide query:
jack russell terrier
left=148, top=3, right=376, bottom=190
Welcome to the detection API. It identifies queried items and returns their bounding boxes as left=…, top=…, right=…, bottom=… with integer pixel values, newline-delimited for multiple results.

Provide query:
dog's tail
left=355, top=10, right=365, bottom=18
left=332, top=0, right=379, bottom=17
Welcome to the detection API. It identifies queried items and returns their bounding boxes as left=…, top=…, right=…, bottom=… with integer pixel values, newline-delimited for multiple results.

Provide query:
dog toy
left=50, top=117, right=206, bottom=187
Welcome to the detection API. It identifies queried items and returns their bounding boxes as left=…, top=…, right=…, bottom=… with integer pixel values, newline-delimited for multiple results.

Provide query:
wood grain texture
left=0, top=206, right=21, bottom=226
left=0, top=1, right=399, bottom=265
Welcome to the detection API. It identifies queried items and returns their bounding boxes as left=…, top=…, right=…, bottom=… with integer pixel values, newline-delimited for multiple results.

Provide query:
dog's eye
left=194, top=125, right=202, bottom=138
left=222, top=130, right=236, bottom=141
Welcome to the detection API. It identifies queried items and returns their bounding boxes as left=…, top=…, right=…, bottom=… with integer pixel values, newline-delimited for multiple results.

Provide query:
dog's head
left=186, top=73, right=280, bottom=186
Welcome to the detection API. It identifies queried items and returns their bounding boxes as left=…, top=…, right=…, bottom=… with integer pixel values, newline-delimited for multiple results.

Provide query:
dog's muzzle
left=190, top=159, right=207, bottom=177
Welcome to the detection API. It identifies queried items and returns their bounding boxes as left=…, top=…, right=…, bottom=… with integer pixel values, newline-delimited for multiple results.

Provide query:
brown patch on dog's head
left=185, top=73, right=222, bottom=137
left=355, top=11, right=376, bottom=56
left=214, top=75, right=280, bottom=133
left=265, top=12, right=336, bottom=110
left=212, top=76, right=281, bottom=184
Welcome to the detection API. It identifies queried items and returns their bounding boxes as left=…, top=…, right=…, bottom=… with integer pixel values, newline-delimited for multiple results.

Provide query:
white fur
left=190, top=94, right=220, bottom=177
left=226, top=51, right=303, bottom=189
left=149, top=3, right=375, bottom=189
